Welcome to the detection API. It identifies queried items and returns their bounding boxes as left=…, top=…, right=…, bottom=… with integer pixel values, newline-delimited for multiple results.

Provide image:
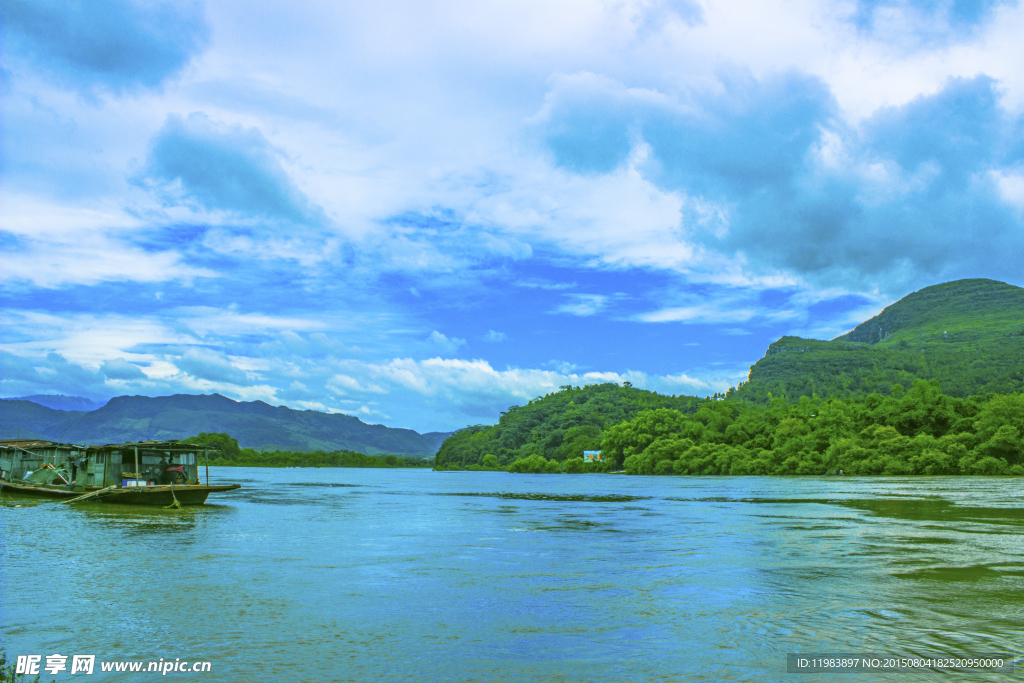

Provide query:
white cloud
left=326, top=373, right=386, bottom=395
left=181, top=308, right=334, bottom=337
left=0, top=196, right=217, bottom=288
left=467, top=162, right=696, bottom=273
left=175, top=347, right=251, bottom=386
left=636, top=304, right=757, bottom=324
left=426, top=330, right=467, bottom=352
left=553, top=294, right=610, bottom=317
left=991, top=170, right=1024, bottom=211
left=100, top=358, right=148, bottom=380
left=0, top=311, right=195, bottom=367
left=659, top=372, right=709, bottom=388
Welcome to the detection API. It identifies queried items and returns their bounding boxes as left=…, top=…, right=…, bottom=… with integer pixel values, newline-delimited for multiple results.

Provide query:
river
left=1, top=468, right=1021, bottom=681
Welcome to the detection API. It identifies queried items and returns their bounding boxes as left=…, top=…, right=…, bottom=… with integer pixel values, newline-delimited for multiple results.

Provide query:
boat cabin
left=0, top=440, right=85, bottom=483
left=0, top=439, right=218, bottom=487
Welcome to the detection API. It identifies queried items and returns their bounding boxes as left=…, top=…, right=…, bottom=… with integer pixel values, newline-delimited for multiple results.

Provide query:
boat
left=0, top=439, right=241, bottom=505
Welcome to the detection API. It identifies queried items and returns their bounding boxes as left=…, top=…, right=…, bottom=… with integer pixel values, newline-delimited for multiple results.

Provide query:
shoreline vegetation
left=184, top=433, right=432, bottom=469
left=1, top=648, right=51, bottom=683
left=433, top=382, right=1024, bottom=476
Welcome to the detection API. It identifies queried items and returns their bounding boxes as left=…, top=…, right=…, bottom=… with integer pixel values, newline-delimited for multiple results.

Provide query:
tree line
left=435, top=381, right=1024, bottom=476
left=435, top=382, right=701, bottom=469
left=183, top=432, right=433, bottom=468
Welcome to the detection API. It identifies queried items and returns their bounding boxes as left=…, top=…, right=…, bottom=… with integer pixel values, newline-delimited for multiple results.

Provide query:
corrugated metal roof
left=1, top=439, right=218, bottom=451
left=86, top=440, right=220, bottom=451
left=0, top=439, right=80, bottom=448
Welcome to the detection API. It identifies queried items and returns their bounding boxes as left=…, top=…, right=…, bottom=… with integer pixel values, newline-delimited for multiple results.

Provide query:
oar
left=61, top=485, right=117, bottom=504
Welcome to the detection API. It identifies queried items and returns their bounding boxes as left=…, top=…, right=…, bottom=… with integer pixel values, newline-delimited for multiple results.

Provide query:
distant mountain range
left=9, top=394, right=104, bottom=411
left=735, top=278, right=1024, bottom=401
left=0, top=393, right=449, bottom=456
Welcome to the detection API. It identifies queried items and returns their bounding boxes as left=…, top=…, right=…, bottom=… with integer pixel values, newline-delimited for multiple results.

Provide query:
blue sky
left=2, top=0, right=1023, bottom=432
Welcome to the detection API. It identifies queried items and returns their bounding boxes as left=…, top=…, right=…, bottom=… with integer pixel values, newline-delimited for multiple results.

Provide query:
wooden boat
left=0, top=439, right=241, bottom=506
left=0, top=479, right=240, bottom=505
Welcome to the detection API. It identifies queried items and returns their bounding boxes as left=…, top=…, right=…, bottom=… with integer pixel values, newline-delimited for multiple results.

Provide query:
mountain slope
left=736, top=279, right=1024, bottom=401
left=835, top=278, right=1024, bottom=344
left=9, top=394, right=104, bottom=411
left=0, top=394, right=448, bottom=455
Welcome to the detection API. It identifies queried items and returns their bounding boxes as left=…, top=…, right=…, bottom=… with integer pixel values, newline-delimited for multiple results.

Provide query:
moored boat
left=0, top=479, right=240, bottom=504
left=0, top=439, right=241, bottom=505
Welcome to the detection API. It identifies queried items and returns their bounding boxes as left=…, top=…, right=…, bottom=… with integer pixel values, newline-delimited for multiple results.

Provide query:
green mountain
left=0, top=393, right=448, bottom=456
left=435, top=278, right=1024, bottom=471
left=735, top=279, right=1024, bottom=402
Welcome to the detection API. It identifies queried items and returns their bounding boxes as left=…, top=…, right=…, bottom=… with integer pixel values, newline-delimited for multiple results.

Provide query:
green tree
left=976, top=425, right=1022, bottom=465
left=974, top=394, right=1024, bottom=443
left=185, top=432, right=241, bottom=459
left=602, top=408, right=691, bottom=468
left=561, top=457, right=586, bottom=473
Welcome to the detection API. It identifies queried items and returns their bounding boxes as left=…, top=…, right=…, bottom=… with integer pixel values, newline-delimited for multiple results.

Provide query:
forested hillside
left=735, top=279, right=1024, bottom=402
left=436, top=278, right=1024, bottom=476
left=440, top=381, right=1023, bottom=476
left=434, top=383, right=702, bottom=469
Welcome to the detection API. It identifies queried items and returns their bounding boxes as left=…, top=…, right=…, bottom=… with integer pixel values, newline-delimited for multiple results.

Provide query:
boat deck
left=0, top=480, right=241, bottom=505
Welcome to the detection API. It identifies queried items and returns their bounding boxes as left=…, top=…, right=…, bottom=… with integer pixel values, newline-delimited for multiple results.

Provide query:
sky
left=2, top=0, right=1024, bottom=433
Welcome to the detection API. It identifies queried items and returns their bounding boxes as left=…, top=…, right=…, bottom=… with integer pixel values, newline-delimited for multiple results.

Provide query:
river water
left=1, top=468, right=1021, bottom=682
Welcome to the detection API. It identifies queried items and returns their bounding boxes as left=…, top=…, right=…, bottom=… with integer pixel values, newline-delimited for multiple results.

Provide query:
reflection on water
left=74, top=505, right=217, bottom=538
left=283, top=482, right=372, bottom=488
left=838, top=497, right=1024, bottom=527
left=436, top=491, right=648, bottom=502
left=896, top=563, right=1024, bottom=581
left=2, top=470, right=1022, bottom=682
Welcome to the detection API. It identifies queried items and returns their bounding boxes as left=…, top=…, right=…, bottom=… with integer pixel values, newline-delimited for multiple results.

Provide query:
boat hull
left=0, top=480, right=240, bottom=505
